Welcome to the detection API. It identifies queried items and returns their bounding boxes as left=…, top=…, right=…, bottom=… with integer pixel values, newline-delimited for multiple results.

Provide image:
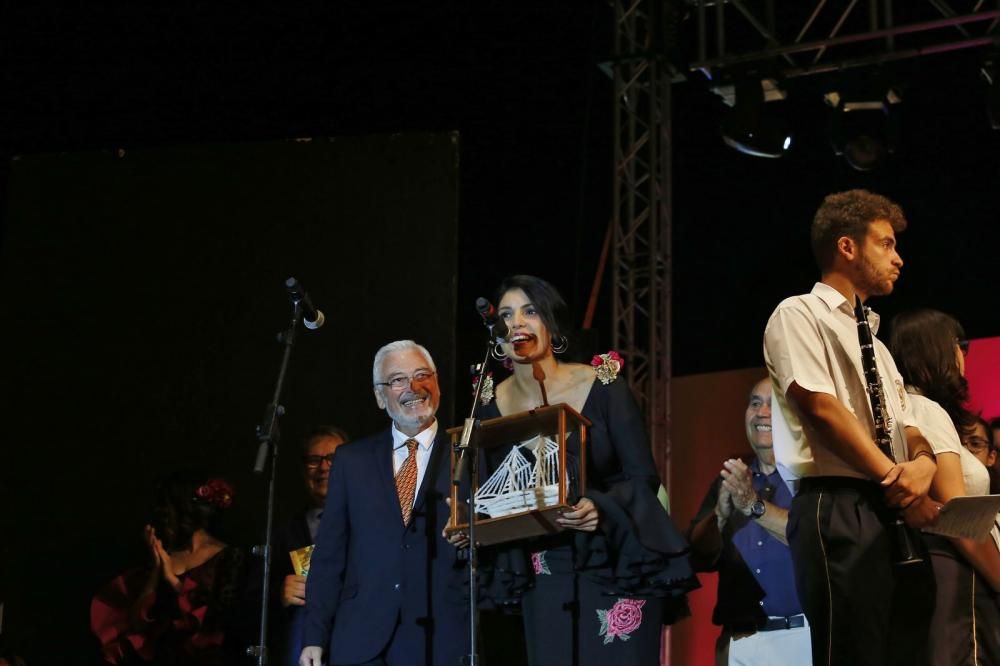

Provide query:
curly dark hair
left=149, top=471, right=232, bottom=552
left=889, top=309, right=977, bottom=438
left=811, top=189, right=907, bottom=271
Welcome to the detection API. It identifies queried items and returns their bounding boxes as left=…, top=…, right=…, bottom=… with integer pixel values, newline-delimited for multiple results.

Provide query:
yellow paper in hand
left=289, top=545, right=315, bottom=577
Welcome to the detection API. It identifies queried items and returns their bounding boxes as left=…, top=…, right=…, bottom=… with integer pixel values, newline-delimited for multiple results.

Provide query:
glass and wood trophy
left=446, top=403, right=590, bottom=546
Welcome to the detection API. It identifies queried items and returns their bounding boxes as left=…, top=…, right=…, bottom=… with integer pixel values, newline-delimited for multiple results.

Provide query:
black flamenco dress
left=475, top=371, right=699, bottom=666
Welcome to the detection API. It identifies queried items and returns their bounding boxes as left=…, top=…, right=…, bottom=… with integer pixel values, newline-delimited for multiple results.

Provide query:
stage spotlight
left=718, top=79, right=792, bottom=159
left=825, top=88, right=901, bottom=172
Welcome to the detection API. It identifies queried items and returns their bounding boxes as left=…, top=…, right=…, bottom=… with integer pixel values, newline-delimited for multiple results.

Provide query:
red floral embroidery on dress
left=530, top=551, right=551, bottom=576
left=596, top=598, right=646, bottom=644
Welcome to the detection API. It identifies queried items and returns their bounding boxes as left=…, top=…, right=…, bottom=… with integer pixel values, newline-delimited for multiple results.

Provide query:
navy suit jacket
left=272, top=511, right=312, bottom=666
left=302, top=425, right=468, bottom=666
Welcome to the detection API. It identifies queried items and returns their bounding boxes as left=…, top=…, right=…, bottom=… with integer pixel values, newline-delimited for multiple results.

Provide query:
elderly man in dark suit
left=300, top=340, right=468, bottom=666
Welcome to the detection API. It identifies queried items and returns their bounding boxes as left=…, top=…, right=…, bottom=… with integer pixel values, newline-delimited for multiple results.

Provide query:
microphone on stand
left=453, top=298, right=505, bottom=487
left=285, top=277, right=325, bottom=330
left=475, top=297, right=508, bottom=342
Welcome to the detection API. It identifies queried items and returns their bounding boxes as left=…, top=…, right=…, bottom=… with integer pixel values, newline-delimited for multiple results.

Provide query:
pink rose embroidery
left=531, top=551, right=551, bottom=576
left=596, top=598, right=645, bottom=644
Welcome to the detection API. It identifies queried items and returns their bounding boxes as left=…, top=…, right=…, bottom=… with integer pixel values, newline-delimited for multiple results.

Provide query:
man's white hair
left=372, top=340, right=437, bottom=384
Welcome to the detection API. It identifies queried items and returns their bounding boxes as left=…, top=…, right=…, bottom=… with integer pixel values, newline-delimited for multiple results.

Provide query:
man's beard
left=858, top=252, right=894, bottom=296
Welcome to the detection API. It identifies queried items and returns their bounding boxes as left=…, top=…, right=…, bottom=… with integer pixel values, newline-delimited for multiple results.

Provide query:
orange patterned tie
left=395, top=438, right=419, bottom=526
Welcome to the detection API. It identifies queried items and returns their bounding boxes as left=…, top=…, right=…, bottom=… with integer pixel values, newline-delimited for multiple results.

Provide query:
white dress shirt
left=763, top=282, right=914, bottom=483
left=391, top=419, right=438, bottom=508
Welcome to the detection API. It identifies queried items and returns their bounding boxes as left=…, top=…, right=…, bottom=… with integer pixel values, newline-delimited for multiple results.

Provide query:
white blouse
left=907, top=391, right=999, bottom=549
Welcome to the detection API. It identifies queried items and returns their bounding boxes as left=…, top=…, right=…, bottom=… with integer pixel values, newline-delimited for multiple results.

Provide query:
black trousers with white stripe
left=787, top=477, right=935, bottom=666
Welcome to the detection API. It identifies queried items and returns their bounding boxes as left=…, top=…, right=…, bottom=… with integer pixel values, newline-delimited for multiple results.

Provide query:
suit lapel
left=411, top=428, right=449, bottom=517
left=374, top=429, right=402, bottom=523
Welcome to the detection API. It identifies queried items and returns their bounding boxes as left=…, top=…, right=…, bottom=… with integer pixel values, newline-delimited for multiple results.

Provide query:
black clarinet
left=854, top=296, right=923, bottom=566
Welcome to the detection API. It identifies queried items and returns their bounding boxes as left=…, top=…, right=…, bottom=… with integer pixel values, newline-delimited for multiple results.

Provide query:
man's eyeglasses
left=964, top=436, right=993, bottom=454
left=375, top=370, right=436, bottom=391
left=304, top=453, right=336, bottom=468
left=958, top=339, right=970, bottom=357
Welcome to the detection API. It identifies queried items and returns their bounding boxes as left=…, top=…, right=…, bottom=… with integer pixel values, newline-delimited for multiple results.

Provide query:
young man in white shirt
left=763, top=189, right=939, bottom=666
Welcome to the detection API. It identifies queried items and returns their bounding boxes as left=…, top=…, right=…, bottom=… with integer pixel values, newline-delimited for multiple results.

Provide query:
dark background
left=0, top=134, right=459, bottom=663
left=4, top=3, right=998, bottom=371
left=2, top=1, right=999, bottom=664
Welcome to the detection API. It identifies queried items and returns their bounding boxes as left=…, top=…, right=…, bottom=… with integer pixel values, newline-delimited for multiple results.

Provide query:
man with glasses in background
left=962, top=416, right=1000, bottom=493
left=300, top=340, right=468, bottom=666
left=268, top=426, right=350, bottom=664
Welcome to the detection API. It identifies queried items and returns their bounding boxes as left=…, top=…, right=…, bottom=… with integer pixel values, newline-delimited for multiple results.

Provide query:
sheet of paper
left=923, top=495, right=1000, bottom=541
left=289, top=544, right=315, bottom=577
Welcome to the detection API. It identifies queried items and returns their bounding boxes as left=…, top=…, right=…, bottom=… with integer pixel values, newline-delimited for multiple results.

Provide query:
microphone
left=475, top=297, right=508, bottom=342
left=285, top=277, right=325, bottom=330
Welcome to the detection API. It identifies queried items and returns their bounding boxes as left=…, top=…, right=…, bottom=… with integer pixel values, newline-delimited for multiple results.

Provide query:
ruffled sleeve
left=90, top=568, right=169, bottom=663
left=90, top=548, right=243, bottom=664
left=472, top=372, right=698, bottom=613
left=572, top=376, right=698, bottom=605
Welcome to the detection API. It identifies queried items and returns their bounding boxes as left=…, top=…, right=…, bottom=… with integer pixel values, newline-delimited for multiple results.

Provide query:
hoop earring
left=551, top=335, right=568, bottom=355
left=491, top=342, right=508, bottom=361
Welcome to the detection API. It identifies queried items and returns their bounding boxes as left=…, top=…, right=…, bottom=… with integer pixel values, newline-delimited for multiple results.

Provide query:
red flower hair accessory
left=194, top=478, right=234, bottom=509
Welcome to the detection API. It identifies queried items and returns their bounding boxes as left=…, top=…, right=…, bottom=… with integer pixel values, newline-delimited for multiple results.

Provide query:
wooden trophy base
left=446, top=503, right=570, bottom=546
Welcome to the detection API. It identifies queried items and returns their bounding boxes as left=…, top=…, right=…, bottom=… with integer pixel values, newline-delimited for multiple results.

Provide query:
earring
left=551, top=335, right=569, bottom=355
left=491, top=342, right=508, bottom=361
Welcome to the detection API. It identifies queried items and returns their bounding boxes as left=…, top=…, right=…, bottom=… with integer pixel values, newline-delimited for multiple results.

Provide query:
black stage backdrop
left=0, top=133, right=458, bottom=664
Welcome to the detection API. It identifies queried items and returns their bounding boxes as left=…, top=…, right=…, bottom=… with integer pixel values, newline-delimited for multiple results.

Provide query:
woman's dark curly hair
left=149, top=471, right=232, bottom=551
left=889, top=309, right=976, bottom=438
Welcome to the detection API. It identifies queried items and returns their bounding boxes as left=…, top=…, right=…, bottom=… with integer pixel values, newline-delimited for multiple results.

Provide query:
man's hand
left=282, top=575, right=307, bottom=607
left=900, top=495, right=941, bottom=528
left=715, top=481, right=733, bottom=525
left=882, top=456, right=936, bottom=508
left=721, top=459, right=756, bottom=517
left=556, top=497, right=600, bottom=532
left=300, top=646, right=323, bottom=666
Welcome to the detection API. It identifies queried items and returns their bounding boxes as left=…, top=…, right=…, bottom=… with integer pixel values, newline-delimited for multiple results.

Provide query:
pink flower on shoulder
left=591, top=351, right=624, bottom=385
left=596, top=598, right=645, bottom=644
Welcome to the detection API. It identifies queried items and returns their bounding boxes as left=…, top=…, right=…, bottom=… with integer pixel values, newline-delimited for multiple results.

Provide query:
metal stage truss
left=610, top=0, right=678, bottom=490
left=609, top=0, right=998, bottom=497
left=690, top=1, right=1000, bottom=80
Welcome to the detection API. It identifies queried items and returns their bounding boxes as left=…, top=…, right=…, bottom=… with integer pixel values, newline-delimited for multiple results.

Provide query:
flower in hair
left=195, top=478, right=234, bottom=509
left=591, top=351, right=624, bottom=385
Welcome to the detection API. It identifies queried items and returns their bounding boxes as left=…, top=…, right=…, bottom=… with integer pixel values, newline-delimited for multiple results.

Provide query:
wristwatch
left=749, top=498, right=766, bottom=520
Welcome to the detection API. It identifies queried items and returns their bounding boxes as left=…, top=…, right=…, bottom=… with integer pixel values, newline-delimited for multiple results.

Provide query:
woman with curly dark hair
left=890, top=309, right=1000, bottom=666
left=91, top=472, right=247, bottom=665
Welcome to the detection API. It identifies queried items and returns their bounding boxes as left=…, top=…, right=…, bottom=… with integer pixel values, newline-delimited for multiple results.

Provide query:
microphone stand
left=248, top=299, right=305, bottom=666
left=453, top=324, right=503, bottom=666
